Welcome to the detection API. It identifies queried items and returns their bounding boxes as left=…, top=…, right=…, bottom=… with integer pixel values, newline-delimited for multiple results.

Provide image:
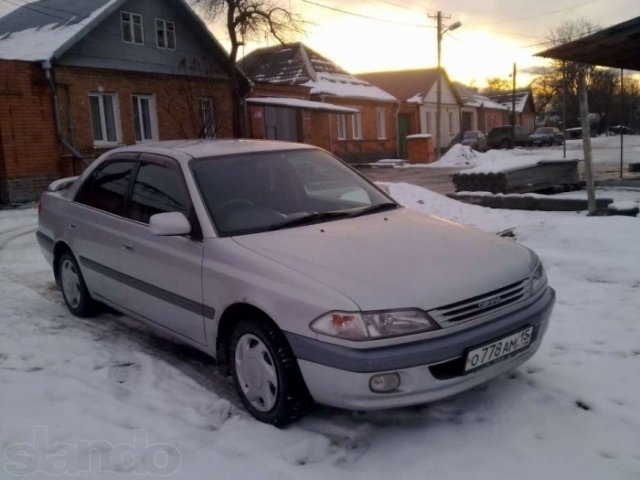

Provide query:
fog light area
left=369, top=373, right=401, bottom=393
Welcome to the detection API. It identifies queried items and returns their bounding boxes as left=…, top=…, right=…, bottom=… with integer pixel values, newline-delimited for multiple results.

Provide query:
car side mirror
left=149, top=212, right=192, bottom=236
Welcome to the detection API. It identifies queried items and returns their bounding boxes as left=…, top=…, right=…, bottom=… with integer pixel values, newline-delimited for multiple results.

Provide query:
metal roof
left=536, top=16, right=640, bottom=71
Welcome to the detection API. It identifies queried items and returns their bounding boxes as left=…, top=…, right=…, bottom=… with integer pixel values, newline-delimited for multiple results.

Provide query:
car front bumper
left=287, top=286, right=555, bottom=410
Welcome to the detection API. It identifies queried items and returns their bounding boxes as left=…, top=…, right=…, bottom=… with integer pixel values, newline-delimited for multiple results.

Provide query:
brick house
left=240, top=43, right=399, bottom=163
left=359, top=68, right=463, bottom=157
left=0, top=0, right=245, bottom=204
left=454, top=83, right=510, bottom=134
left=485, top=89, right=537, bottom=133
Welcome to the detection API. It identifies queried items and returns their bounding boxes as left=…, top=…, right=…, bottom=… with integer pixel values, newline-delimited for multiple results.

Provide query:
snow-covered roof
left=453, top=82, right=509, bottom=111
left=485, top=90, right=533, bottom=114
left=0, top=0, right=123, bottom=62
left=246, top=97, right=358, bottom=113
left=240, top=43, right=398, bottom=103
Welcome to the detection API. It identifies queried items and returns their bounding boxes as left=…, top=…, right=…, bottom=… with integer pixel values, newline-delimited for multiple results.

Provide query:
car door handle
left=121, top=243, right=134, bottom=252
left=68, top=223, right=76, bottom=230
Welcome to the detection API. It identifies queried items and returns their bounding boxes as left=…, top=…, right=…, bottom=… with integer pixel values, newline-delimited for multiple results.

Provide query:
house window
left=448, top=111, right=454, bottom=133
left=121, top=11, right=144, bottom=45
left=132, top=95, right=158, bottom=142
left=89, top=93, right=121, bottom=146
left=376, top=108, right=386, bottom=140
left=156, top=18, right=176, bottom=50
left=336, top=114, right=347, bottom=140
left=198, top=97, right=216, bottom=138
left=424, top=111, right=431, bottom=133
left=351, top=110, right=362, bottom=140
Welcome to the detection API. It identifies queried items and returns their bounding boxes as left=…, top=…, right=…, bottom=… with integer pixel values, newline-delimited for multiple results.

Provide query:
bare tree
left=192, top=0, right=304, bottom=137
left=532, top=19, right=619, bottom=131
left=483, top=77, right=511, bottom=95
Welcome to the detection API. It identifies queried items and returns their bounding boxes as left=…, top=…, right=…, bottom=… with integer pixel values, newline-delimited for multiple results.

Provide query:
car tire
left=58, top=252, right=96, bottom=317
left=230, top=318, right=311, bottom=426
left=500, top=139, right=512, bottom=149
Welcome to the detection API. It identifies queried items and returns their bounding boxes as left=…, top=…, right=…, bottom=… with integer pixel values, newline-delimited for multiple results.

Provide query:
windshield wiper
left=268, top=211, right=352, bottom=231
left=347, top=202, right=399, bottom=218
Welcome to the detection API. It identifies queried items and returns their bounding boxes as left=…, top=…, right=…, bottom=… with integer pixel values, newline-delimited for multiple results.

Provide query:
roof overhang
left=536, top=16, right=640, bottom=71
left=246, top=97, right=358, bottom=113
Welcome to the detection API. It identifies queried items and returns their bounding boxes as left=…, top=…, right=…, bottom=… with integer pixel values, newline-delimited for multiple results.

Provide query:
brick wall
left=0, top=61, right=61, bottom=203
left=0, top=61, right=233, bottom=204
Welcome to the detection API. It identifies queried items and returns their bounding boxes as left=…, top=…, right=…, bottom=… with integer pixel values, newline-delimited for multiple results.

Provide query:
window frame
left=336, top=113, right=347, bottom=140
left=121, top=11, right=144, bottom=46
left=132, top=94, right=159, bottom=143
left=88, top=92, right=122, bottom=147
left=155, top=18, right=176, bottom=50
left=351, top=109, right=362, bottom=140
left=376, top=108, right=386, bottom=140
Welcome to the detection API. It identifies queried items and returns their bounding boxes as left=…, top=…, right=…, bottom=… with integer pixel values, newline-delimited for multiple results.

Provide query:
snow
left=0, top=1, right=119, bottom=61
left=305, top=73, right=398, bottom=102
left=246, top=97, right=358, bottom=113
left=406, top=133, right=432, bottom=139
left=1, top=188, right=640, bottom=479
left=408, top=134, right=640, bottom=172
left=608, top=201, right=640, bottom=212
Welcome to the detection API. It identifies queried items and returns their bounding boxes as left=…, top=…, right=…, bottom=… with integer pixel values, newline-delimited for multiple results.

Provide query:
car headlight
left=310, top=309, right=440, bottom=341
left=531, top=262, right=548, bottom=294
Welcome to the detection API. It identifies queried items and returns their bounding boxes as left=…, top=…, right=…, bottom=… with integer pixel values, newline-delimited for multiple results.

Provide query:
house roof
left=246, top=97, right=358, bottom=113
left=0, top=0, right=236, bottom=77
left=454, top=83, right=508, bottom=111
left=0, top=0, right=123, bottom=61
left=536, top=16, right=640, bottom=71
left=359, top=68, right=463, bottom=106
left=485, top=89, right=533, bottom=114
left=239, top=43, right=397, bottom=103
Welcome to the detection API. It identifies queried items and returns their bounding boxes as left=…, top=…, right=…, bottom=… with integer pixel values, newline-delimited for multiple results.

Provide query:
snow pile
left=1, top=188, right=639, bottom=479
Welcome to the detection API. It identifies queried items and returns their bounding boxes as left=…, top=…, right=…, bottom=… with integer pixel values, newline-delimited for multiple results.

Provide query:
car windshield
left=463, top=131, right=479, bottom=140
left=534, top=128, right=554, bottom=134
left=191, top=148, right=396, bottom=236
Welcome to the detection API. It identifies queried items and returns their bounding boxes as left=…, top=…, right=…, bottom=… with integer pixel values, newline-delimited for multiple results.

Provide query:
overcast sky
left=1, top=0, right=638, bottom=87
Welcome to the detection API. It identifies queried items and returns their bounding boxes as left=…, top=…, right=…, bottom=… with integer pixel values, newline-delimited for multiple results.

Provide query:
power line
left=475, top=0, right=603, bottom=26
left=300, top=0, right=434, bottom=28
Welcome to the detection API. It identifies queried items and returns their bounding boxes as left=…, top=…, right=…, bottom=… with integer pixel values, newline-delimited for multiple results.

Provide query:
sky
left=0, top=0, right=638, bottom=88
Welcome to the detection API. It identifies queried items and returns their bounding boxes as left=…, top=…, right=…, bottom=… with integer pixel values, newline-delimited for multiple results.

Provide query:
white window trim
left=89, top=93, right=123, bottom=147
left=376, top=108, right=386, bottom=140
left=336, top=113, right=347, bottom=140
left=155, top=18, right=176, bottom=50
left=121, top=11, right=144, bottom=46
left=132, top=94, right=159, bottom=143
left=351, top=109, right=362, bottom=140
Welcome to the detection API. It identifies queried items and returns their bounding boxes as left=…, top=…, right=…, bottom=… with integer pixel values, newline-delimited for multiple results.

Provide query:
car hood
left=233, top=208, right=535, bottom=311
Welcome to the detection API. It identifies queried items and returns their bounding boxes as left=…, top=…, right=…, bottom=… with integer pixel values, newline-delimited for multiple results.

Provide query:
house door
left=462, top=111, right=473, bottom=132
left=398, top=114, right=412, bottom=159
left=264, top=106, right=299, bottom=142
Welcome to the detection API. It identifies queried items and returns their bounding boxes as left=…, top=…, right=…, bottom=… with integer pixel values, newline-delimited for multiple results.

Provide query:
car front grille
left=429, top=279, right=529, bottom=327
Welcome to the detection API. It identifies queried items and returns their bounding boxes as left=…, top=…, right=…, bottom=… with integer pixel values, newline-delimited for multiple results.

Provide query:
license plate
left=464, top=327, right=533, bottom=373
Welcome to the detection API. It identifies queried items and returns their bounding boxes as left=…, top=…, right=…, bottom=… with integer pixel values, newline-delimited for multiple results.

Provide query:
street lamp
left=435, top=12, right=461, bottom=160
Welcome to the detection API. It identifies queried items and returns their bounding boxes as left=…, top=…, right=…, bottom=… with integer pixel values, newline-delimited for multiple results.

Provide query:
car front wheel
left=230, top=319, right=311, bottom=426
left=58, top=252, right=95, bottom=317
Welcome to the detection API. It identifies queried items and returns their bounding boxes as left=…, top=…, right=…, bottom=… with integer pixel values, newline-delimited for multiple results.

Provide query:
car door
left=117, top=153, right=207, bottom=345
left=69, top=155, right=138, bottom=305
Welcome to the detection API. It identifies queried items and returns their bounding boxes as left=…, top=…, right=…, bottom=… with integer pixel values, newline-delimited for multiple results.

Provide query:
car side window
left=75, top=160, right=136, bottom=215
left=127, top=159, right=190, bottom=224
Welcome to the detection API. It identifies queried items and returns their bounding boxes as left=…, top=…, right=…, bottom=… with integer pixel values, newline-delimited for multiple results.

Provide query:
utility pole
left=430, top=11, right=446, bottom=160
left=511, top=63, right=516, bottom=146
left=428, top=11, right=460, bottom=160
left=577, top=69, right=597, bottom=215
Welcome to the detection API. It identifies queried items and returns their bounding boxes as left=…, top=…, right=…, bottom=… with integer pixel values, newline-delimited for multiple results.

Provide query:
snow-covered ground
left=1, top=187, right=639, bottom=479
left=406, top=135, right=640, bottom=173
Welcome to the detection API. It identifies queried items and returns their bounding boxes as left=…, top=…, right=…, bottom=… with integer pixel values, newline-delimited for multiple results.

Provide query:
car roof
left=103, top=139, right=315, bottom=163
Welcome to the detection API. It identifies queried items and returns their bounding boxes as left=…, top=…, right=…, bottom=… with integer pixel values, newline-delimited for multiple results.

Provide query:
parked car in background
left=609, top=125, right=634, bottom=135
left=461, top=130, right=488, bottom=152
left=529, top=127, right=564, bottom=146
left=37, top=140, right=555, bottom=426
left=487, top=125, right=530, bottom=149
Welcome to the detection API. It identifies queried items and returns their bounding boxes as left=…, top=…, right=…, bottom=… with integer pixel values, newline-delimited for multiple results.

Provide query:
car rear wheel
left=58, top=252, right=95, bottom=317
left=230, top=319, right=311, bottom=426
left=500, top=139, right=512, bottom=149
